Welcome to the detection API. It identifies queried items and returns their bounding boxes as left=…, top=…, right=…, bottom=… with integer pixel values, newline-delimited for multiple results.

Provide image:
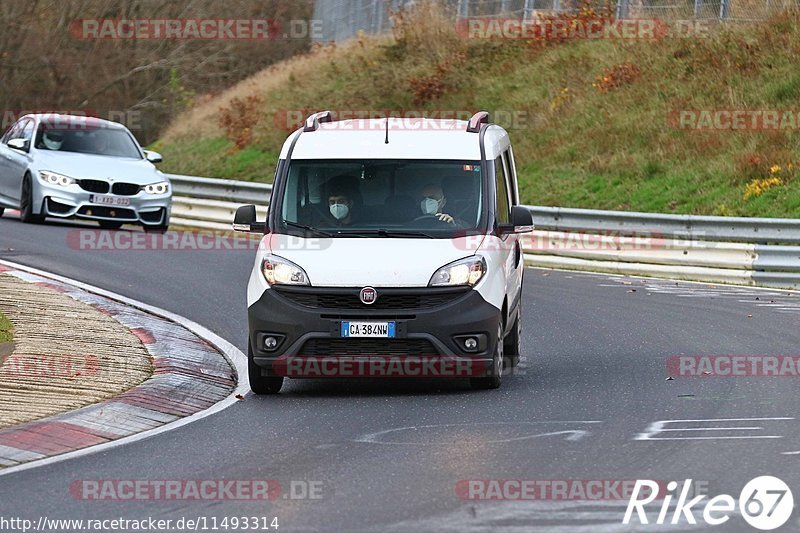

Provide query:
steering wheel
left=411, top=214, right=454, bottom=228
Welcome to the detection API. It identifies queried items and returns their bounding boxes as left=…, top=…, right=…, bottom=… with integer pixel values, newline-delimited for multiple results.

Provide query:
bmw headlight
left=261, top=254, right=310, bottom=286
left=142, top=181, right=169, bottom=195
left=39, top=171, right=75, bottom=187
left=429, top=256, right=487, bottom=287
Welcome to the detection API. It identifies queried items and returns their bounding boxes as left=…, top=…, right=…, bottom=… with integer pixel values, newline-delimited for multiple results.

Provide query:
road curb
left=0, top=261, right=244, bottom=472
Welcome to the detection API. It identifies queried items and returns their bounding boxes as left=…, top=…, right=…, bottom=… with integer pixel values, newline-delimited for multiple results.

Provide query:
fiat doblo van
left=234, top=111, right=533, bottom=394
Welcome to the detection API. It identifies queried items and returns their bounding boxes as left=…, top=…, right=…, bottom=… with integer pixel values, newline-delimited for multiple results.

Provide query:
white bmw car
left=0, top=113, right=171, bottom=231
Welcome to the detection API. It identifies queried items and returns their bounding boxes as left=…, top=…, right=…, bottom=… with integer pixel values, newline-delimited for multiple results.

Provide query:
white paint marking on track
left=635, top=418, right=794, bottom=441
left=356, top=421, right=602, bottom=445
left=0, top=259, right=249, bottom=478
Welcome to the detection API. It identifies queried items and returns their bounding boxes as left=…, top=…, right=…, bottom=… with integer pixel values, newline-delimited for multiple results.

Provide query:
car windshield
left=34, top=124, right=142, bottom=158
left=278, top=160, right=485, bottom=238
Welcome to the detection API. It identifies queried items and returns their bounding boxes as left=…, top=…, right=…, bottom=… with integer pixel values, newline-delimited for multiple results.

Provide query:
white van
left=234, top=111, right=533, bottom=394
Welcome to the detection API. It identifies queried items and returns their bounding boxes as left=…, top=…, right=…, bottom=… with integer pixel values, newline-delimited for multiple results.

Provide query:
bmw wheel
left=20, top=174, right=45, bottom=224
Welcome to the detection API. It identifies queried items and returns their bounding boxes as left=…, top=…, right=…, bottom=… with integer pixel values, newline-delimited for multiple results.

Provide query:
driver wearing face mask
left=326, top=190, right=357, bottom=226
left=418, top=184, right=456, bottom=224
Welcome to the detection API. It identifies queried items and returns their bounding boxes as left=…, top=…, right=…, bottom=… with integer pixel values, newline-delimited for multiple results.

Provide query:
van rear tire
left=248, top=344, right=284, bottom=395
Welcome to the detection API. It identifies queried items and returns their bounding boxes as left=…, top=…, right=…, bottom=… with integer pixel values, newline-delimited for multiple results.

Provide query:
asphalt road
left=1, top=214, right=799, bottom=532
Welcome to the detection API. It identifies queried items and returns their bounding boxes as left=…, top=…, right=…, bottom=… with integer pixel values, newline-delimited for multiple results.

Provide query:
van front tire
left=504, top=310, right=522, bottom=368
left=248, top=344, right=284, bottom=394
left=470, top=323, right=504, bottom=390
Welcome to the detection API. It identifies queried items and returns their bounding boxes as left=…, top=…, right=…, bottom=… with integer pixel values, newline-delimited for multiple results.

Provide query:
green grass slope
left=155, top=5, right=800, bottom=217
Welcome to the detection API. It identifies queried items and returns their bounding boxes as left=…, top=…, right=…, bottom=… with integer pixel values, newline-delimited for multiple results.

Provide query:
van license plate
left=341, top=321, right=396, bottom=338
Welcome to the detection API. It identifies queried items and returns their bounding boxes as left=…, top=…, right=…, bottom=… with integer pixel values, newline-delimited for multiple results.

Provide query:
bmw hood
left=264, top=234, right=486, bottom=287
left=34, top=151, right=163, bottom=185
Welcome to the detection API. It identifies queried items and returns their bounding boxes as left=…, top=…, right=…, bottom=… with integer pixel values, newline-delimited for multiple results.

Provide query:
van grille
left=298, top=338, right=439, bottom=357
left=275, top=288, right=467, bottom=310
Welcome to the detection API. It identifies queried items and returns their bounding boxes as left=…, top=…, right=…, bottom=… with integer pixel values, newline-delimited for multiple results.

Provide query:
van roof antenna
left=384, top=118, right=390, bottom=144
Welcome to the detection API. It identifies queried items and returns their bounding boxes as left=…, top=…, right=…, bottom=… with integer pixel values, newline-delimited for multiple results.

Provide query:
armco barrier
left=165, top=174, right=800, bottom=289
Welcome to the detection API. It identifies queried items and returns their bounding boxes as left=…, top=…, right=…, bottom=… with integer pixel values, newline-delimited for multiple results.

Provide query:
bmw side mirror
left=233, top=204, right=266, bottom=233
left=144, top=150, right=163, bottom=163
left=7, top=138, right=29, bottom=152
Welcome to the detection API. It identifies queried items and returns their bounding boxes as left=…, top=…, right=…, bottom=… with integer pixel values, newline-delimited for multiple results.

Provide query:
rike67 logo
left=624, top=476, right=793, bottom=530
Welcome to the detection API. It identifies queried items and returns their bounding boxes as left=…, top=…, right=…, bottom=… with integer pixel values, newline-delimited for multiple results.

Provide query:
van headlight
left=262, top=254, right=310, bottom=286
left=142, top=181, right=170, bottom=195
left=39, top=171, right=75, bottom=187
left=429, top=256, right=486, bottom=287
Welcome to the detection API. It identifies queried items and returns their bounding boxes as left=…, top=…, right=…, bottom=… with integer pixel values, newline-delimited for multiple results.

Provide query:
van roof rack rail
left=303, top=111, right=334, bottom=132
left=467, top=111, right=490, bottom=133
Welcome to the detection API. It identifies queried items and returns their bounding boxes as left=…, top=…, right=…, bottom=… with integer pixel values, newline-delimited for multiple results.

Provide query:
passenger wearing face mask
left=326, top=189, right=357, bottom=226
left=418, top=184, right=457, bottom=225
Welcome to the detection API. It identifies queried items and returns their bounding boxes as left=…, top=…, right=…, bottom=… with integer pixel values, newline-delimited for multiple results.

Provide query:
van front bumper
left=248, top=285, right=502, bottom=379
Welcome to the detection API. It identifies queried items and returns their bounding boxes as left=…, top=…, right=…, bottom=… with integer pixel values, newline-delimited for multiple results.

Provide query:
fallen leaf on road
left=747, top=314, right=753, bottom=318
left=235, top=394, right=245, bottom=401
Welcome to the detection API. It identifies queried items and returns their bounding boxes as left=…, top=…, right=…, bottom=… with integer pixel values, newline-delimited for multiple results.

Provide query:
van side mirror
left=499, top=206, right=534, bottom=234
left=7, top=138, right=29, bottom=152
left=233, top=204, right=266, bottom=233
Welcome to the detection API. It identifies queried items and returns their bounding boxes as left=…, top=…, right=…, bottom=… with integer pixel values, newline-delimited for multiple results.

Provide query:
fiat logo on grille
left=360, top=287, right=377, bottom=305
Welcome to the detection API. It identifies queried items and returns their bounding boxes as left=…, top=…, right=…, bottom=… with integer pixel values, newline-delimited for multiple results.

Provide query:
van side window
left=494, top=156, right=510, bottom=225
left=502, top=148, right=518, bottom=205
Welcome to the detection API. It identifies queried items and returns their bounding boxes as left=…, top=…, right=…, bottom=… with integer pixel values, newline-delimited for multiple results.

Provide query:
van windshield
left=277, top=160, right=485, bottom=238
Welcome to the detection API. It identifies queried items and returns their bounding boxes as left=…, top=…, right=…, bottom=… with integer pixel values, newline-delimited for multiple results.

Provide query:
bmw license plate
left=341, top=321, right=396, bottom=338
left=90, top=194, right=130, bottom=207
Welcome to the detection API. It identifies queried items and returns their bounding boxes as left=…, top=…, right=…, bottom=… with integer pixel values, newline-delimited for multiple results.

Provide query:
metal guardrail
left=529, top=206, right=800, bottom=245
left=169, top=174, right=272, bottom=205
left=166, top=174, right=800, bottom=290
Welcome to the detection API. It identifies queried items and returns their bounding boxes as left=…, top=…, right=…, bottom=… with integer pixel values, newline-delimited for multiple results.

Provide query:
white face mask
left=420, top=198, right=440, bottom=215
left=330, top=203, right=350, bottom=220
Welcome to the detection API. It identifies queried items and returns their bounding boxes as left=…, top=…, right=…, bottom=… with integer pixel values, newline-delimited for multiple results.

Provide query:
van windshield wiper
left=282, top=220, right=333, bottom=237
left=334, top=229, right=436, bottom=239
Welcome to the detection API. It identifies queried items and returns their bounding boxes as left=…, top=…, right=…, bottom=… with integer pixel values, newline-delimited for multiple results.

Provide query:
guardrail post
left=457, top=0, right=469, bottom=18
left=718, top=0, right=730, bottom=20
left=616, top=0, right=630, bottom=19
left=522, top=0, right=534, bottom=20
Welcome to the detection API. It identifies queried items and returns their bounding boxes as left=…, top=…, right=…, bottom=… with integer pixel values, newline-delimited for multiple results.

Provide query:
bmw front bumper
left=35, top=181, right=171, bottom=226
